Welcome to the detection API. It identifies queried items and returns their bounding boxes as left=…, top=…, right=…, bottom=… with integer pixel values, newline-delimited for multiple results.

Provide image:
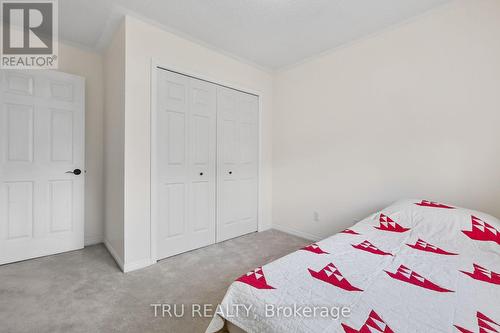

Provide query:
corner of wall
left=272, top=224, right=320, bottom=241
left=84, top=234, right=104, bottom=246
left=104, top=238, right=124, bottom=271
left=103, top=18, right=126, bottom=270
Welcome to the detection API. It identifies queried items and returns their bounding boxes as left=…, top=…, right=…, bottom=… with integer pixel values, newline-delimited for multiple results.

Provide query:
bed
left=206, top=199, right=500, bottom=333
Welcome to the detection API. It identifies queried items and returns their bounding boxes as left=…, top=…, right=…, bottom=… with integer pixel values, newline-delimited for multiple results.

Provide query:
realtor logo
left=1, top=0, right=58, bottom=68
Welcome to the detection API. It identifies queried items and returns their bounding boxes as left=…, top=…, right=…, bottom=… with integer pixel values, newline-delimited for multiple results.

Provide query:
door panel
left=239, top=178, right=257, bottom=219
left=157, top=70, right=189, bottom=253
left=222, top=119, right=238, bottom=164
left=50, top=109, right=73, bottom=162
left=5, top=72, right=34, bottom=95
left=192, top=181, right=210, bottom=232
left=162, top=183, right=185, bottom=238
left=221, top=179, right=238, bottom=225
left=0, top=70, right=85, bottom=265
left=155, top=70, right=216, bottom=259
left=166, top=112, right=185, bottom=165
left=6, top=103, right=34, bottom=162
left=49, top=80, right=74, bottom=102
left=49, top=180, right=74, bottom=233
left=5, top=181, right=33, bottom=239
left=192, top=115, right=209, bottom=164
left=217, top=87, right=259, bottom=242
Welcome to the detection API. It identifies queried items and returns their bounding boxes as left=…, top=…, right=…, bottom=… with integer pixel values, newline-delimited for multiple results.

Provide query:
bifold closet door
left=217, top=87, right=259, bottom=242
left=155, top=70, right=216, bottom=259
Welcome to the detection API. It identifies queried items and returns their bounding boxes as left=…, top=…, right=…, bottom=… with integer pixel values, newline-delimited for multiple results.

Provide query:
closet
left=153, top=68, right=259, bottom=260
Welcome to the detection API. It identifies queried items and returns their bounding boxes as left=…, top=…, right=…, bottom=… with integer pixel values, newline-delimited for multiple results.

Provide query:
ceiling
left=59, top=0, right=451, bottom=70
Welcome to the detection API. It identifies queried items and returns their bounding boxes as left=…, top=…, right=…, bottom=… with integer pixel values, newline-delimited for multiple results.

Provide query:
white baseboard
left=84, top=234, right=103, bottom=246
left=258, top=223, right=272, bottom=232
left=104, top=239, right=155, bottom=273
left=272, top=224, right=321, bottom=241
left=104, top=239, right=124, bottom=272
left=123, top=258, right=156, bottom=273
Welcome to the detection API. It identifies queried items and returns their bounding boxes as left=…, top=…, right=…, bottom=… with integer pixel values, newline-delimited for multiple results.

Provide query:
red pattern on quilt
left=454, top=326, right=474, bottom=333
left=342, top=310, right=394, bottom=333
left=374, top=214, right=410, bottom=233
left=301, top=243, right=329, bottom=254
left=308, top=263, right=363, bottom=291
left=406, top=239, right=458, bottom=255
left=236, top=267, right=275, bottom=290
left=415, top=200, right=455, bottom=209
left=341, top=229, right=360, bottom=235
left=352, top=240, right=392, bottom=256
left=454, top=311, right=499, bottom=333
left=460, top=264, right=500, bottom=285
left=462, top=216, right=500, bottom=245
left=385, top=265, right=454, bottom=292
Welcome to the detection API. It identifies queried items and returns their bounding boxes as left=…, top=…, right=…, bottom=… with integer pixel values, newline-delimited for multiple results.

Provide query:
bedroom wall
left=103, top=21, right=126, bottom=266
left=58, top=42, right=105, bottom=246
left=122, top=16, right=274, bottom=270
left=272, top=0, right=500, bottom=240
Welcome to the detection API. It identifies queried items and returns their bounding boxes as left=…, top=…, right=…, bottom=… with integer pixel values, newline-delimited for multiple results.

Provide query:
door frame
left=150, top=59, right=264, bottom=263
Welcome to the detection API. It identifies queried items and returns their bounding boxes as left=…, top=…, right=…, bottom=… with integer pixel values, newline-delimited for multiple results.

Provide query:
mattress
left=206, top=199, right=500, bottom=333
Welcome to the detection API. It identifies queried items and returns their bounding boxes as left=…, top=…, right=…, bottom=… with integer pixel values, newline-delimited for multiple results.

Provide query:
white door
left=217, top=87, right=259, bottom=242
left=0, top=70, right=85, bottom=265
left=155, top=69, right=216, bottom=259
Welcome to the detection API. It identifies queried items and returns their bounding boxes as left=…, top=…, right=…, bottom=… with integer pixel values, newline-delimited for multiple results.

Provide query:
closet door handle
left=228, top=171, right=232, bottom=175
left=199, top=172, right=204, bottom=176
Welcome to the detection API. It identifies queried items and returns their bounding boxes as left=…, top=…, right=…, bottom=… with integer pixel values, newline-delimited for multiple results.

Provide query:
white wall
left=273, top=0, right=500, bottom=240
left=103, top=22, right=126, bottom=266
left=58, top=42, right=104, bottom=246
left=122, top=15, right=274, bottom=270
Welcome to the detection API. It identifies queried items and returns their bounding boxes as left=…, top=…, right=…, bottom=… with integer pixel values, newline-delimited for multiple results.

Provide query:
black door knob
left=66, top=169, right=82, bottom=175
left=199, top=172, right=203, bottom=176
left=229, top=171, right=232, bottom=175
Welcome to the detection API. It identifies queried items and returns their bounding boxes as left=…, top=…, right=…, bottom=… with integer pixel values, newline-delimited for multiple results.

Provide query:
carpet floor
left=0, top=230, right=309, bottom=333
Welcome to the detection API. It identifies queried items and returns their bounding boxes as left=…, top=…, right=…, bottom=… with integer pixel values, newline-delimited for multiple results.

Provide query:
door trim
left=150, top=58, right=264, bottom=263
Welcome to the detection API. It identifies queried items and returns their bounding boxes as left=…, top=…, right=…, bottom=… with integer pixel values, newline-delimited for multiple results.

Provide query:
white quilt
left=206, top=199, right=500, bottom=333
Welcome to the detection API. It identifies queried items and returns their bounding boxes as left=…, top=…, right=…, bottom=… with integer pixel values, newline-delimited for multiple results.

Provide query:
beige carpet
left=0, top=230, right=309, bottom=333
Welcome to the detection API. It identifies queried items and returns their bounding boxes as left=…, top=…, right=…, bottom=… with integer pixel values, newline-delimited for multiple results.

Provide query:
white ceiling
left=59, top=0, right=451, bottom=70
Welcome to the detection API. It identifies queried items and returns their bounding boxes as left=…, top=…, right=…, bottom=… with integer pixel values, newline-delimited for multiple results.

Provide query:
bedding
left=206, top=199, right=500, bottom=333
